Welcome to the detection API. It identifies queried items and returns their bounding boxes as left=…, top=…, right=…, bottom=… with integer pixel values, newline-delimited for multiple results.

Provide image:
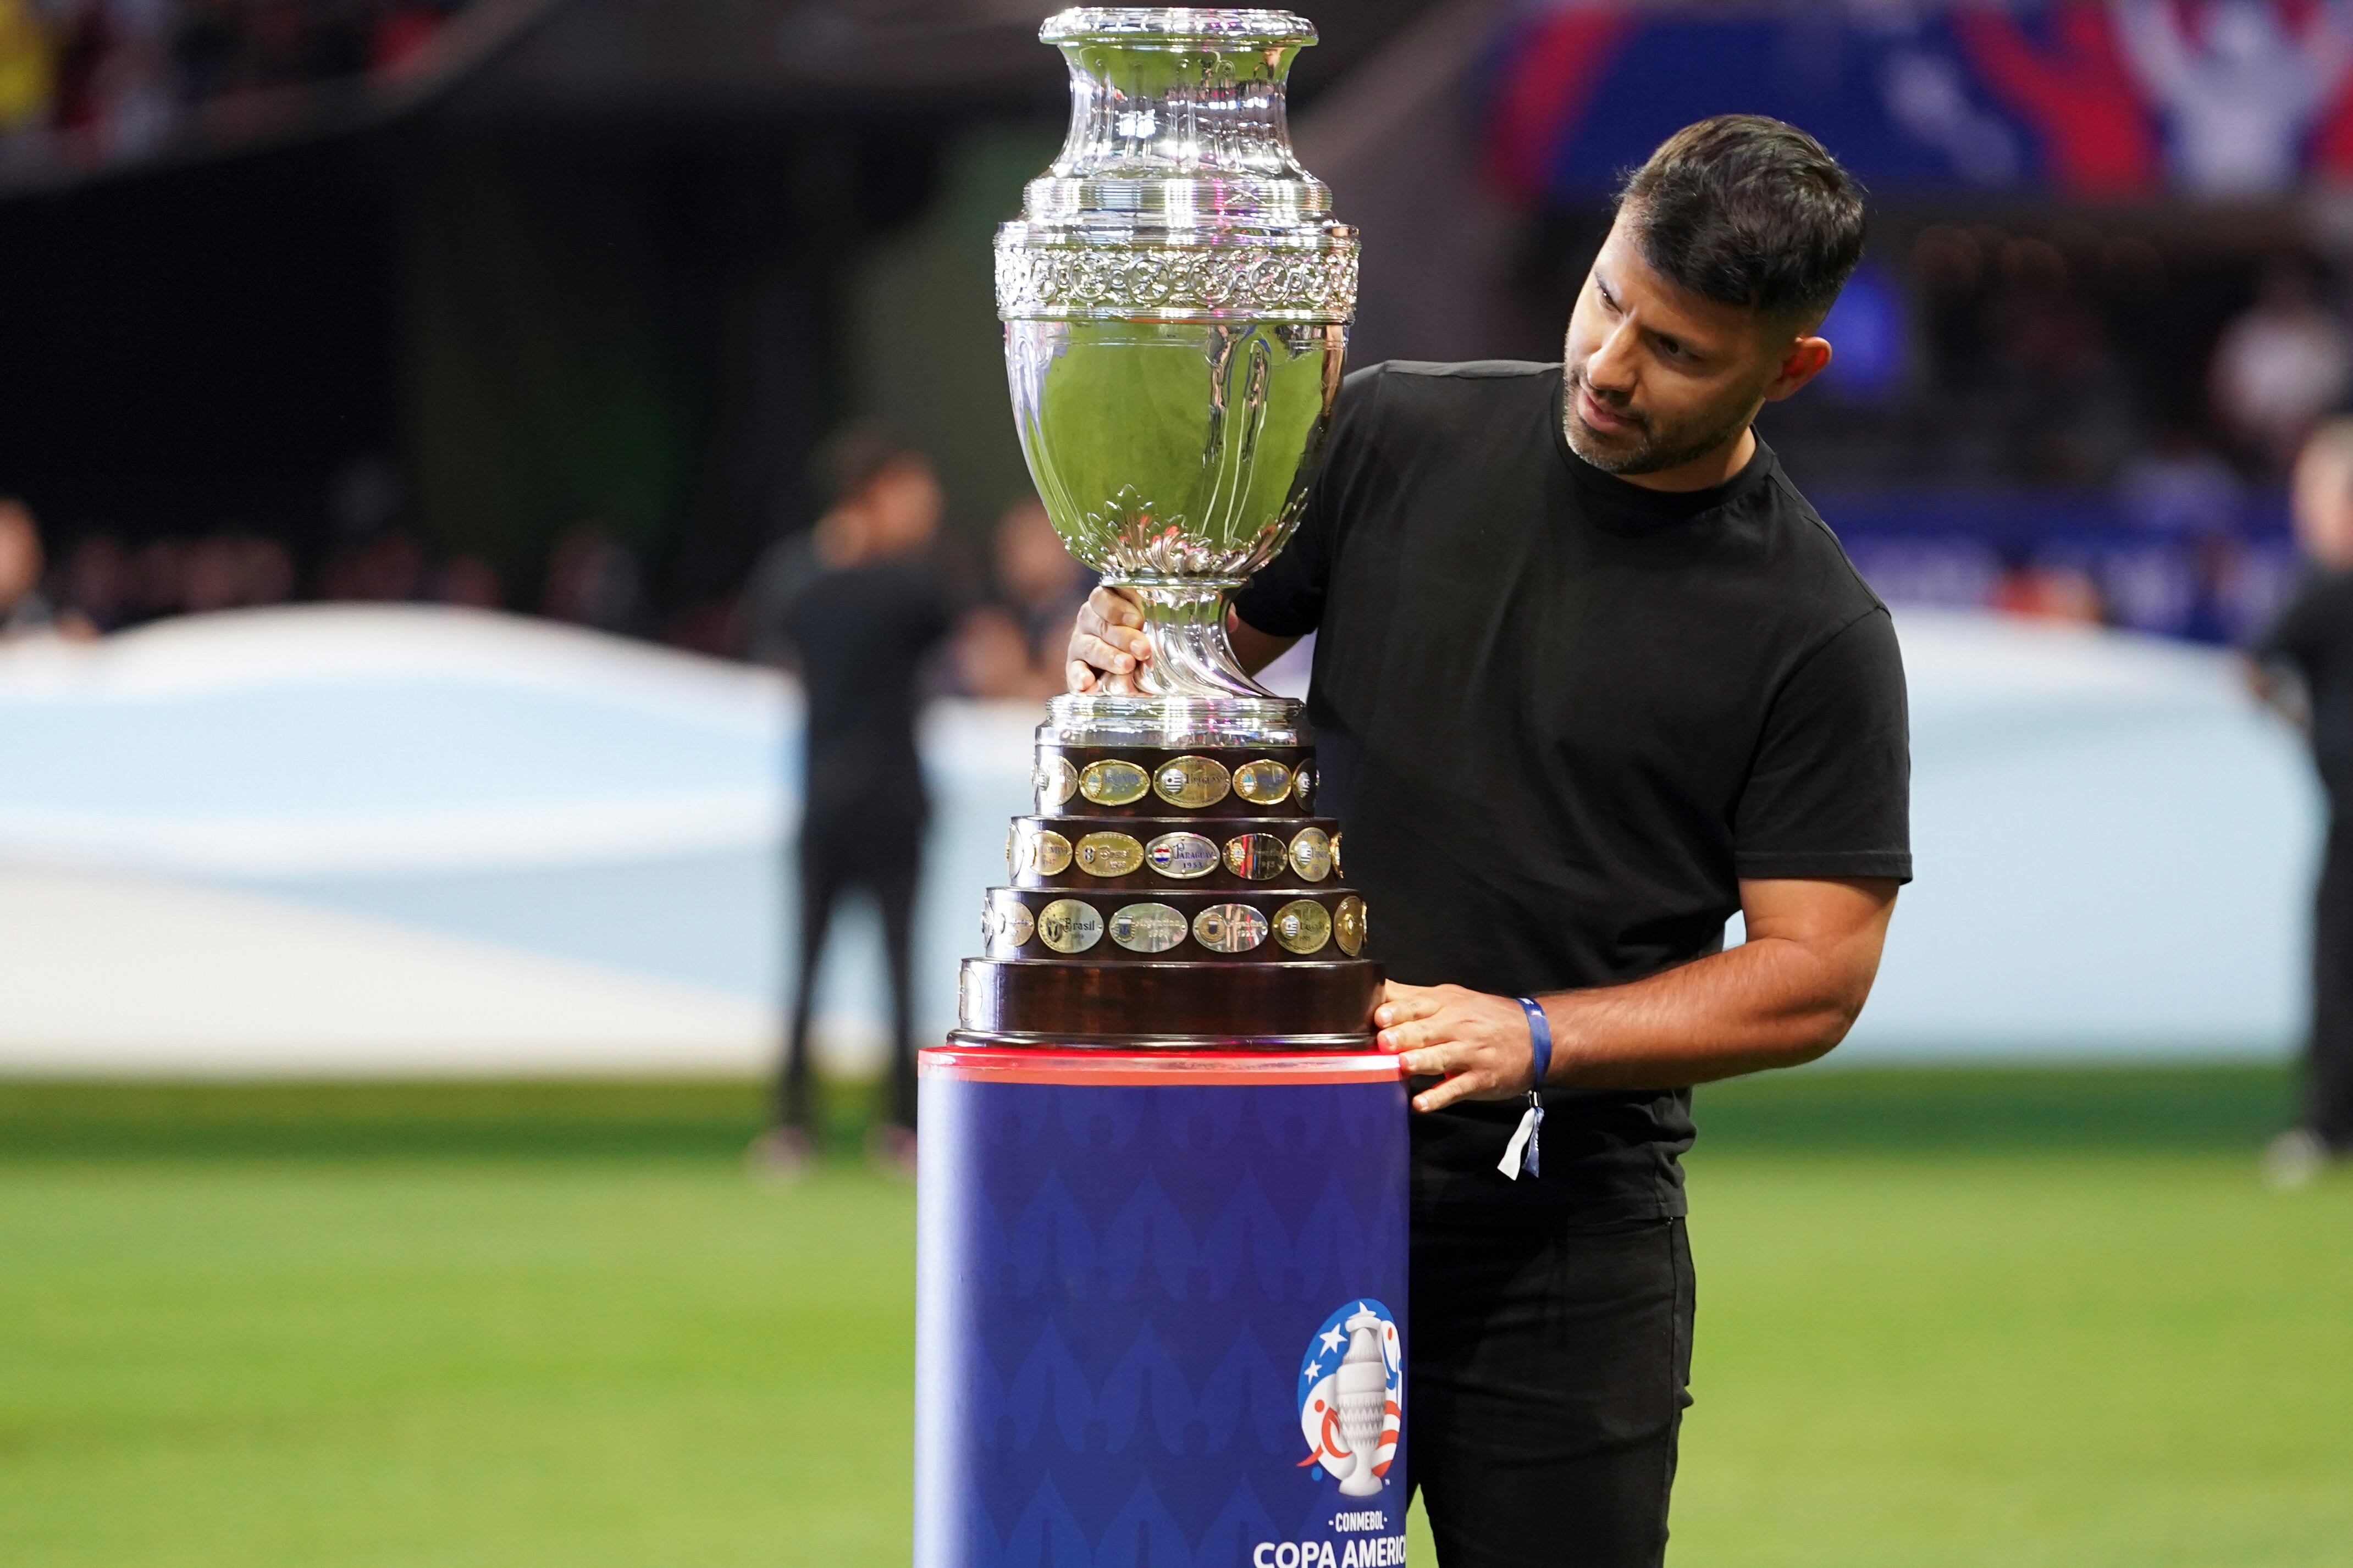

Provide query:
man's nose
left=1585, top=320, right=1641, bottom=396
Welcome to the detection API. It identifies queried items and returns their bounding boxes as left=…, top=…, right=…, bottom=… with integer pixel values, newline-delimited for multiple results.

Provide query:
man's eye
left=1656, top=339, right=1687, bottom=362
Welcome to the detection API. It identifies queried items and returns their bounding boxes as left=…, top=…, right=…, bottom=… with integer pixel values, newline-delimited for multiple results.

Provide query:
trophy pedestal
left=914, top=1045, right=1410, bottom=1568
left=915, top=728, right=1409, bottom=1566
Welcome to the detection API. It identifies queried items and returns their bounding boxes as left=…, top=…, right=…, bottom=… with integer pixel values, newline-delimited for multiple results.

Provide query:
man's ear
left=1763, top=335, right=1832, bottom=402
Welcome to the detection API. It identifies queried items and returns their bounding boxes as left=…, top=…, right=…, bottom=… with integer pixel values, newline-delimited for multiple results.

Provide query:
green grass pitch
left=1, top=1067, right=2348, bottom=1566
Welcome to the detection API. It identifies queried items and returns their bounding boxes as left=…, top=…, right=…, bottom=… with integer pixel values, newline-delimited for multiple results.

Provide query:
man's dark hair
left=1615, top=114, right=1866, bottom=328
left=813, top=419, right=926, bottom=511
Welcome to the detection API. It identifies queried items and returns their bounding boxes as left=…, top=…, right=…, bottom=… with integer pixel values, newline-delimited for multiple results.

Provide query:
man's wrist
left=1515, top=996, right=1554, bottom=1091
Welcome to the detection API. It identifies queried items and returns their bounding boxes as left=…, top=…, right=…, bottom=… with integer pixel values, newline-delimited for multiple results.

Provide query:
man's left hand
left=1376, top=982, right=1543, bottom=1112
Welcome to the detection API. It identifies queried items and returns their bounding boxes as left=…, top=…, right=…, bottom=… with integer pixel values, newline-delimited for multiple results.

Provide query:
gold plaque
left=1036, top=753, right=1079, bottom=809
left=1272, top=898, right=1332, bottom=955
left=997, top=900, right=1035, bottom=949
left=1079, top=758, right=1150, bottom=806
left=1193, top=902, right=1269, bottom=954
left=1037, top=898, right=1104, bottom=954
left=1109, top=902, right=1187, bottom=953
left=1224, top=832, right=1288, bottom=880
left=1288, top=827, right=1333, bottom=882
left=1332, top=831, right=1344, bottom=877
left=1153, top=754, right=1232, bottom=809
left=1145, top=832, right=1219, bottom=879
left=1030, top=828, right=1073, bottom=876
left=1075, top=831, right=1145, bottom=877
left=1294, top=762, right=1316, bottom=810
left=1233, top=758, right=1294, bottom=806
left=1334, top=894, right=1366, bottom=956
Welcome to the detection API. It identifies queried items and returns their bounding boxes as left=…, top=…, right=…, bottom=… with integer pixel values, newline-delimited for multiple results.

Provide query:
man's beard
left=1562, top=364, right=1756, bottom=478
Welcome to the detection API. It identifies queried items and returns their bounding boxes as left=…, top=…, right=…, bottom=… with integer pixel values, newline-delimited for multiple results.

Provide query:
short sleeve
left=1733, top=607, right=1913, bottom=884
left=1231, top=365, right=1382, bottom=638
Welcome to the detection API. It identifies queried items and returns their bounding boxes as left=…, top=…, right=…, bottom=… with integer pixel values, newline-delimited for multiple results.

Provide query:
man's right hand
left=1066, top=585, right=1152, bottom=694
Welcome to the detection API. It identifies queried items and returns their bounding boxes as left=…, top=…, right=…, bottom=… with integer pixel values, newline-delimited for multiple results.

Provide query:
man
left=1068, top=117, right=1909, bottom=1566
left=746, top=426, right=955, bottom=1178
left=2249, top=417, right=2353, bottom=1188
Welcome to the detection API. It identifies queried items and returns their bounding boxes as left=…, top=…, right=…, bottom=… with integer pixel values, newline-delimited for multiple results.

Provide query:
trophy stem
left=1044, top=579, right=1305, bottom=747
left=1126, top=581, right=1266, bottom=702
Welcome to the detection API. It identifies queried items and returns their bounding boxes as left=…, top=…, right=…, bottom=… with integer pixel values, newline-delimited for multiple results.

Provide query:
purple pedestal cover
left=916, top=1047, right=1411, bottom=1568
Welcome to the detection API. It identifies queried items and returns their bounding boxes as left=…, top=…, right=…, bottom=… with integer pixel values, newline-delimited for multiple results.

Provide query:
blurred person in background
left=2211, top=259, right=2352, bottom=471
left=0, top=497, right=91, bottom=639
left=956, top=495, right=1089, bottom=700
left=436, top=552, right=502, bottom=610
left=316, top=529, right=424, bottom=602
left=1073, top=114, right=1907, bottom=1567
left=2248, top=417, right=2353, bottom=1187
left=62, top=533, right=128, bottom=631
left=179, top=532, right=294, bottom=614
left=125, top=535, right=184, bottom=624
left=541, top=521, right=642, bottom=634
left=745, top=425, right=954, bottom=1179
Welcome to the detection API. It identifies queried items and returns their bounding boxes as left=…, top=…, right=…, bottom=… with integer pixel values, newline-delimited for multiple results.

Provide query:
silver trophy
left=997, top=6, right=1357, bottom=747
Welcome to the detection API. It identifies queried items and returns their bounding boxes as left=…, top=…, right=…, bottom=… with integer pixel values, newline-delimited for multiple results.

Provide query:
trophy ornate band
left=918, top=12, right=1410, bottom=1566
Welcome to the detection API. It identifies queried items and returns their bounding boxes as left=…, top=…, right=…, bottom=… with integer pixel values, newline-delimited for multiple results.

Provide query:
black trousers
left=1410, top=1211, right=1695, bottom=1568
left=2309, top=814, right=2353, bottom=1149
left=777, top=816, right=921, bottom=1134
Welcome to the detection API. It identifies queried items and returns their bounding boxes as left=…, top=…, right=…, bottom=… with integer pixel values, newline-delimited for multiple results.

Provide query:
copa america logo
left=1296, top=1299, right=1401, bottom=1495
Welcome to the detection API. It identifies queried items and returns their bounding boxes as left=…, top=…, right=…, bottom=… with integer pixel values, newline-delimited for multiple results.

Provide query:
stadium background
left=2, top=2, right=2350, bottom=1565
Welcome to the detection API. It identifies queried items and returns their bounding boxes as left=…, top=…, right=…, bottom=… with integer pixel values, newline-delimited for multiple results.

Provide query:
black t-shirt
left=756, top=550, right=954, bottom=830
left=2254, top=567, right=2353, bottom=796
left=1234, top=361, right=1913, bottom=1219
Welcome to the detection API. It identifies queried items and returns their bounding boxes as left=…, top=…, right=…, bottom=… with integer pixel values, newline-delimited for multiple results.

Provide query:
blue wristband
left=1516, top=996, right=1552, bottom=1091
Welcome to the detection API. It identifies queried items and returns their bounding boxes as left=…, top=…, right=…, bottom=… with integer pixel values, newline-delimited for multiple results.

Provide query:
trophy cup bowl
left=997, top=6, right=1357, bottom=747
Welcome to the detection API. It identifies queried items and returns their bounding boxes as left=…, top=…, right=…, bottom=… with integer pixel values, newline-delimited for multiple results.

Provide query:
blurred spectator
left=954, top=605, right=1039, bottom=699
left=540, top=522, right=642, bottom=634
left=435, top=551, right=501, bottom=609
left=2210, top=261, right=2353, bottom=470
left=126, top=535, right=184, bottom=623
left=2248, top=417, right=2353, bottom=1187
left=0, top=497, right=92, bottom=639
left=744, top=423, right=954, bottom=1181
left=179, top=531, right=292, bottom=613
left=317, top=530, right=423, bottom=602
left=957, top=495, right=1087, bottom=700
left=995, top=495, right=1087, bottom=657
left=62, top=533, right=128, bottom=630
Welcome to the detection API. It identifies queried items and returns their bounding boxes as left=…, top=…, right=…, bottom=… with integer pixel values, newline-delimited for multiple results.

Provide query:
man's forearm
left=1378, top=877, right=1895, bottom=1111
left=1541, top=934, right=1868, bottom=1090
